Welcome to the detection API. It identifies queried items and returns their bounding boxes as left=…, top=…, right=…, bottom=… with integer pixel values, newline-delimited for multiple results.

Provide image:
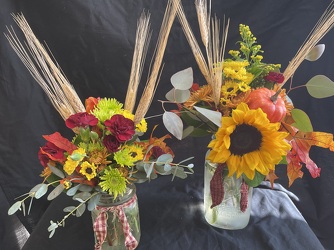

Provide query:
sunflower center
left=229, top=123, right=262, bottom=156
left=85, top=167, right=93, bottom=174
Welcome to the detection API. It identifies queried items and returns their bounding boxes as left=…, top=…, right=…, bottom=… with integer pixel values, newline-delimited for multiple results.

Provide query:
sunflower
left=207, top=102, right=290, bottom=180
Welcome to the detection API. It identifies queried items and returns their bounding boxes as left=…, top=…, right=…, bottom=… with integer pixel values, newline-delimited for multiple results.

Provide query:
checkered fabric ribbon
left=93, top=194, right=138, bottom=250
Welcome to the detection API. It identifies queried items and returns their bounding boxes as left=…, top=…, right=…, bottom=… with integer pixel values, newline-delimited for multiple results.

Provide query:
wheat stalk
left=176, top=1, right=211, bottom=86
left=5, top=13, right=85, bottom=120
left=133, top=0, right=180, bottom=124
left=177, top=0, right=229, bottom=106
left=124, top=12, right=152, bottom=113
left=282, top=1, right=334, bottom=87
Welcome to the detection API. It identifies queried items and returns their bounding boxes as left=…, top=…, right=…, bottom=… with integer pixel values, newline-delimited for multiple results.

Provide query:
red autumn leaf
left=265, top=170, right=279, bottom=188
left=286, top=147, right=304, bottom=187
left=289, top=130, right=334, bottom=179
left=43, top=132, right=77, bottom=154
left=210, top=163, right=225, bottom=208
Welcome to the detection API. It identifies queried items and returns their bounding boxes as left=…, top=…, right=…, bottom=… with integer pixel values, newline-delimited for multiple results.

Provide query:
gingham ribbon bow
left=93, top=195, right=138, bottom=250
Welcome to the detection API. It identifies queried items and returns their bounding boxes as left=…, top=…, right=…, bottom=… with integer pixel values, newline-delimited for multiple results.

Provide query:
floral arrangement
left=162, top=0, right=334, bottom=209
left=6, top=1, right=194, bottom=240
left=8, top=96, right=193, bottom=237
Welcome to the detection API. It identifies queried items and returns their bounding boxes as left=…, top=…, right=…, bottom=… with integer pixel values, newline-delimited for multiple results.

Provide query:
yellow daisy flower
left=126, top=144, right=144, bottom=162
left=63, top=157, right=79, bottom=175
left=79, top=161, right=97, bottom=180
left=207, top=102, right=291, bottom=180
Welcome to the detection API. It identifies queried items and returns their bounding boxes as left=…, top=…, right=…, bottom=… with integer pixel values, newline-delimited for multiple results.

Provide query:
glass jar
left=204, top=159, right=253, bottom=230
left=91, top=184, right=140, bottom=250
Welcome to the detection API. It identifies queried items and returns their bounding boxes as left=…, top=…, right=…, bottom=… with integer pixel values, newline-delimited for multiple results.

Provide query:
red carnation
left=103, top=135, right=121, bottom=153
left=65, top=112, right=99, bottom=129
left=104, top=114, right=135, bottom=142
left=38, top=142, right=66, bottom=167
left=264, top=72, right=284, bottom=84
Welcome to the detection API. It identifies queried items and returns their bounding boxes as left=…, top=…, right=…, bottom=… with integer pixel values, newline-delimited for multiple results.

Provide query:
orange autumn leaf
left=265, top=170, right=279, bottom=188
left=140, top=125, right=175, bottom=160
left=43, top=132, right=77, bottom=154
left=287, top=162, right=304, bottom=187
left=85, top=97, right=99, bottom=113
left=288, top=130, right=334, bottom=180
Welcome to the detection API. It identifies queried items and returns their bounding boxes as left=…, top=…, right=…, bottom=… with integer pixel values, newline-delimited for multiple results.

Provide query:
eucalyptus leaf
left=156, top=154, right=173, bottom=166
left=165, top=88, right=190, bottom=103
left=48, top=164, right=65, bottom=179
left=47, top=184, right=65, bottom=201
left=30, top=183, right=46, bottom=193
left=63, top=206, right=76, bottom=213
left=48, top=221, right=58, bottom=232
left=88, top=193, right=101, bottom=211
left=172, top=167, right=187, bottom=180
left=49, top=229, right=56, bottom=238
left=34, top=184, right=48, bottom=199
left=305, top=44, right=325, bottom=61
left=170, top=67, right=193, bottom=90
left=194, top=106, right=222, bottom=127
left=163, top=111, right=183, bottom=140
left=73, top=192, right=91, bottom=202
left=291, top=109, right=313, bottom=132
left=66, top=184, right=81, bottom=196
left=76, top=203, right=86, bottom=217
left=144, top=162, right=155, bottom=178
left=78, top=185, right=93, bottom=192
left=306, top=75, right=334, bottom=98
left=164, top=164, right=172, bottom=172
left=8, top=201, right=22, bottom=215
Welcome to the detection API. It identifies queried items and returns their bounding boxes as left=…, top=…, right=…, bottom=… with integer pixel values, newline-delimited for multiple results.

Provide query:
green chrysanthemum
left=92, top=98, right=123, bottom=122
left=114, top=147, right=137, bottom=167
left=99, top=168, right=127, bottom=198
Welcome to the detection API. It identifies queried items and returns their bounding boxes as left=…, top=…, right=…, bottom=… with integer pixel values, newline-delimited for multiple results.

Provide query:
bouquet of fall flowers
left=7, top=1, right=194, bottom=243
left=162, top=1, right=334, bottom=193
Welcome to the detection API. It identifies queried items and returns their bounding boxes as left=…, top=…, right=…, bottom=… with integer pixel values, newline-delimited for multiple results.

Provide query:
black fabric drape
left=1, top=0, right=334, bottom=249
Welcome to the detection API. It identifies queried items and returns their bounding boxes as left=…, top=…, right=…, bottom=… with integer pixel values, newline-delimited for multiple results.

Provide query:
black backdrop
left=1, top=0, right=334, bottom=250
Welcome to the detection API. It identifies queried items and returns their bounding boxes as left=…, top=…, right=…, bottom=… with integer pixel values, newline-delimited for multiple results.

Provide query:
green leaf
left=165, top=88, right=190, bottom=103
left=163, top=111, right=183, bottom=140
left=8, top=201, right=22, bottom=215
left=278, top=155, right=288, bottom=165
left=306, top=75, right=334, bottom=98
left=243, top=171, right=265, bottom=187
left=305, top=44, right=325, bottom=61
left=170, top=67, right=193, bottom=90
left=291, top=109, right=313, bottom=132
